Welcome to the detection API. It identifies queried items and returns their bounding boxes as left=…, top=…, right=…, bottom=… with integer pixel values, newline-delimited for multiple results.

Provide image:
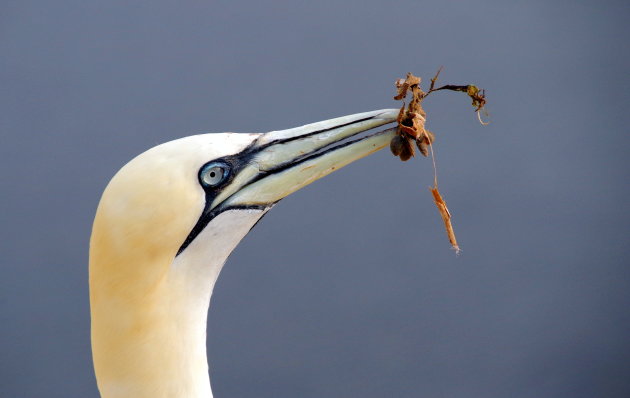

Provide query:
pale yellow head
left=89, top=110, right=398, bottom=398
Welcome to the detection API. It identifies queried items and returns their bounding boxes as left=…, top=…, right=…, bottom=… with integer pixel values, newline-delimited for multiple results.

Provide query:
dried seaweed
left=390, top=69, right=487, bottom=253
left=430, top=187, right=460, bottom=254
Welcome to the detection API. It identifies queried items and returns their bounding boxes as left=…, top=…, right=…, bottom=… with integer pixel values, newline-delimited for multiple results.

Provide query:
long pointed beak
left=177, top=109, right=399, bottom=255
left=216, top=109, right=398, bottom=208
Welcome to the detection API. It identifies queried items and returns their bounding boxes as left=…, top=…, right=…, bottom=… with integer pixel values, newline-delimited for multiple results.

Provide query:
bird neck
left=90, top=259, right=217, bottom=398
left=90, top=209, right=268, bottom=398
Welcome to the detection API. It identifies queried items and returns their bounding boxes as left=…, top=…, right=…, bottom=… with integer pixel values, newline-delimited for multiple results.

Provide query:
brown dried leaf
left=405, top=73, right=421, bottom=87
left=389, top=135, right=404, bottom=157
left=398, top=137, right=415, bottom=161
left=430, top=186, right=460, bottom=254
left=415, top=129, right=435, bottom=157
left=393, top=72, right=430, bottom=158
left=396, top=103, right=406, bottom=124
left=393, top=79, right=409, bottom=100
left=399, top=122, right=419, bottom=139
left=394, top=73, right=421, bottom=100
left=421, top=129, right=435, bottom=144
left=416, top=139, right=429, bottom=157
left=467, top=85, right=487, bottom=113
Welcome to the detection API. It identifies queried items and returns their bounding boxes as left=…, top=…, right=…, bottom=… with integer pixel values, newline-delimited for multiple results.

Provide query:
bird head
left=89, top=109, right=398, bottom=397
left=90, top=109, right=397, bottom=292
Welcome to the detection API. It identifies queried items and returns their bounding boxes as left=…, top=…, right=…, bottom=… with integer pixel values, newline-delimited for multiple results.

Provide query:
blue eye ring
left=199, top=162, right=230, bottom=187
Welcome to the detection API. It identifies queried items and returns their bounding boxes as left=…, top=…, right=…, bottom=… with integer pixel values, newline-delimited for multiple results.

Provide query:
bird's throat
left=91, top=277, right=214, bottom=398
left=90, top=209, right=268, bottom=398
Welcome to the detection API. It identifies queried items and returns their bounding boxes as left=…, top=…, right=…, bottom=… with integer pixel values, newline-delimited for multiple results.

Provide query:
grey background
left=1, top=1, right=629, bottom=397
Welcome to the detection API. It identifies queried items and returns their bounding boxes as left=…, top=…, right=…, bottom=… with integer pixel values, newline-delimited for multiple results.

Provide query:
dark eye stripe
left=179, top=148, right=259, bottom=256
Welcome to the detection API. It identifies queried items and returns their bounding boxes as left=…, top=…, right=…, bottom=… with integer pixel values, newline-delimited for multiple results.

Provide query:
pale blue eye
left=200, top=162, right=229, bottom=187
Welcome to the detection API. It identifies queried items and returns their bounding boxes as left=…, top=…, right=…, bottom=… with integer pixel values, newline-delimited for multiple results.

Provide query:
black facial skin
left=176, top=146, right=267, bottom=256
left=176, top=115, right=377, bottom=256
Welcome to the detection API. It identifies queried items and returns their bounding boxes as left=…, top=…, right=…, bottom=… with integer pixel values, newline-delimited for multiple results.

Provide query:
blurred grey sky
left=1, top=1, right=629, bottom=397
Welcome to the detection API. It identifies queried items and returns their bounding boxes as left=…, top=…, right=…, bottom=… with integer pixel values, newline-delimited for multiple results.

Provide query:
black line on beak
left=176, top=114, right=383, bottom=257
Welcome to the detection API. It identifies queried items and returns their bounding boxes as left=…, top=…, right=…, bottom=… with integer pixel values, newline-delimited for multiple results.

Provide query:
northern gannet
left=89, top=109, right=399, bottom=397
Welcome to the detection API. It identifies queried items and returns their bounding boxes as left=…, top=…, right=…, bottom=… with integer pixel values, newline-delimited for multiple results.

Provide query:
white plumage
left=89, top=110, right=397, bottom=397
